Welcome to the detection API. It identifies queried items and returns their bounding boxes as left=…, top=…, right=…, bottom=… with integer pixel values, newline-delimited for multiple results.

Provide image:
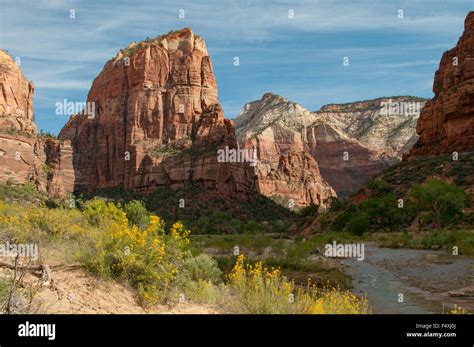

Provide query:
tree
left=360, top=194, right=405, bottom=231
left=346, top=211, right=369, bottom=236
left=299, top=204, right=319, bottom=218
left=408, top=179, right=471, bottom=229
left=366, top=179, right=393, bottom=197
left=326, top=196, right=348, bottom=212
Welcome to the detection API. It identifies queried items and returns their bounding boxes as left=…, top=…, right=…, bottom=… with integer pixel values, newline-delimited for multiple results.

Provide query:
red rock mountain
left=0, top=50, right=77, bottom=197
left=59, top=28, right=252, bottom=196
left=235, top=93, right=336, bottom=206
left=0, top=51, right=35, bottom=134
left=236, top=94, right=425, bottom=196
left=408, top=11, right=474, bottom=157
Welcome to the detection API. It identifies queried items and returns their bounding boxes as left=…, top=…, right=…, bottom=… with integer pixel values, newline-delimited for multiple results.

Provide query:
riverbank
left=340, top=245, right=473, bottom=313
left=193, top=232, right=473, bottom=314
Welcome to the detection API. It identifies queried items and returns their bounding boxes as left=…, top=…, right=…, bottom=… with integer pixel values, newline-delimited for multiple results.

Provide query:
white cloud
left=376, top=60, right=440, bottom=68
left=35, top=80, right=92, bottom=90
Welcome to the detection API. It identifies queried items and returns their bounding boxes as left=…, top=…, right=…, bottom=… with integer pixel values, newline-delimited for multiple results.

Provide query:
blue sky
left=0, top=0, right=473, bottom=134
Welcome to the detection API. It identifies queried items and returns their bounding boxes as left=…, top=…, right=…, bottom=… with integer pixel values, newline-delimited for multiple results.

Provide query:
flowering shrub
left=224, top=254, right=295, bottom=313
left=307, top=288, right=370, bottom=314
left=0, top=198, right=223, bottom=307
left=449, top=304, right=467, bottom=314
left=0, top=201, right=89, bottom=241
left=83, top=198, right=125, bottom=226
left=86, top=212, right=193, bottom=305
left=223, top=255, right=370, bottom=314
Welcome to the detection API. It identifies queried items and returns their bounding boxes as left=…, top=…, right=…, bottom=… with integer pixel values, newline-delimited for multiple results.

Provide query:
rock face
left=318, top=97, right=425, bottom=158
left=408, top=11, right=474, bottom=157
left=0, top=133, right=44, bottom=188
left=41, top=139, right=76, bottom=197
left=235, top=93, right=424, bottom=196
left=59, top=29, right=252, bottom=196
left=313, top=97, right=425, bottom=193
left=235, top=93, right=335, bottom=205
left=0, top=50, right=74, bottom=197
left=0, top=50, right=44, bottom=187
left=0, top=50, right=35, bottom=134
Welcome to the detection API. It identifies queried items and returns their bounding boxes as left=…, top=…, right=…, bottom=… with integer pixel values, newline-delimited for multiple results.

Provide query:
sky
left=0, top=0, right=473, bottom=135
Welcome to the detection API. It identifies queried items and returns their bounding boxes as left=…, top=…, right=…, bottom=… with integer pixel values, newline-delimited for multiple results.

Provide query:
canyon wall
left=236, top=94, right=424, bottom=196
left=235, top=93, right=336, bottom=206
left=0, top=50, right=76, bottom=197
left=407, top=11, right=474, bottom=157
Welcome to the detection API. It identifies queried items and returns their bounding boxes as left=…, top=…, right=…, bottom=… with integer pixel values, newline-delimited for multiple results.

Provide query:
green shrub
left=271, top=219, right=287, bottom=233
left=176, top=254, right=223, bottom=305
left=360, top=194, right=405, bottom=231
left=420, top=212, right=434, bottom=228
left=299, top=204, right=319, bottom=218
left=124, top=200, right=150, bottom=229
left=242, top=220, right=265, bottom=234
left=346, top=212, right=369, bottom=236
left=286, top=240, right=313, bottom=264
left=408, top=179, right=471, bottom=228
left=366, top=179, right=393, bottom=196
left=0, top=182, right=45, bottom=203
left=419, top=230, right=474, bottom=254
left=0, top=200, right=90, bottom=241
left=182, top=279, right=220, bottom=304
left=332, top=204, right=357, bottom=232
left=326, top=197, right=348, bottom=212
left=319, top=212, right=330, bottom=230
left=181, top=254, right=222, bottom=283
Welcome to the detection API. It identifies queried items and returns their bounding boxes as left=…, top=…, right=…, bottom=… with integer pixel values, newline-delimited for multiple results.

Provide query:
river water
left=339, top=245, right=474, bottom=314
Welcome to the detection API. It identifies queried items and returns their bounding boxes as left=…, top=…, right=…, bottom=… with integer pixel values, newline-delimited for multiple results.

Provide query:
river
left=339, top=245, right=474, bottom=314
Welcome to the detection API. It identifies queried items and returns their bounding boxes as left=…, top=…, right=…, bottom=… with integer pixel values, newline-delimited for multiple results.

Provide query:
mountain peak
left=235, top=93, right=315, bottom=141
left=113, top=27, right=207, bottom=62
left=464, top=11, right=474, bottom=31
left=260, top=92, right=286, bottom=102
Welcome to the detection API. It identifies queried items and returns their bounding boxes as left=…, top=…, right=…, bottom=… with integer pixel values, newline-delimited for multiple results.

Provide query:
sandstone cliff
left=235, top=93, right=336, bottom=205
left=0, top=50, right=35, bottom=134
left=408, top=11, right=474, bottom=157
left=0, top=50, right=74, bottom=197
left=59, top=29, right=252, bottom=197
left=0, top=50, right=44, bottom=188
left=235, top=93, right=425, bottom=195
